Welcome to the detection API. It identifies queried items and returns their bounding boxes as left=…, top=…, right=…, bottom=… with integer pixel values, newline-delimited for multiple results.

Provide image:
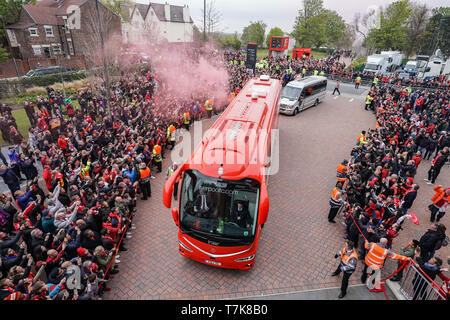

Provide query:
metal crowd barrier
left=394, top=263, right=447, bottom=300
left=291, top=71, right=448, bottom=92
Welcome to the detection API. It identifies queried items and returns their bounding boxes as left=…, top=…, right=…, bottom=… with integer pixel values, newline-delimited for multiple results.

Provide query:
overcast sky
left=136, top=0, right=449, bottom=34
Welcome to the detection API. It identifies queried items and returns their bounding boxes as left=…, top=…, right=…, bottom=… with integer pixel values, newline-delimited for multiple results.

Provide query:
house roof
left=135, top=3, right=149, bottom=20
left=23, top=4, right=60, bottom=25
left=149, top=2, right=166, bottom=21
left=6, top=23, right=37, bottom=30
left=147, top=2, right=193, bottom=23
left=7, top=0, right=120, bottom=29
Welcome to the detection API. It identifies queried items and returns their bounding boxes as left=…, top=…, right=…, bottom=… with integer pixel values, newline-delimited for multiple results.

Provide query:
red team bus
left=163, top=75, right=282, bottom=269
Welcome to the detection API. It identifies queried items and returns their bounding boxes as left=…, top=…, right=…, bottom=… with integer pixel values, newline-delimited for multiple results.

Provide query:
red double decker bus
left=163, top=75, right=282, bottom=269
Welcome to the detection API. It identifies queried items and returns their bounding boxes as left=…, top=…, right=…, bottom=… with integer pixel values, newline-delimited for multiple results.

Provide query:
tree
left=100, top=0, right=133, bottom=22
left=335, top=24, right=357, bottom=50
left=216, top=32, right=241, bottom=50
left=200, top=0, right=222, bottom=38
left=0, top=0, right=36, bottom=61
left=241, top=21, right=267, bottom=47
left=422, top=7, right=450, bottom=57
left=365, top=0, right=412, bottom=51
left=292, top=0, right=346, bottom=49
left=404, top=2, right=429, bottom=57
left=322, top=10, right=346, bottom=48
left=0, top=45, right=8, bottom=62
left=265, top=27, right=284, bottom=48
left=192, top=24, right=204, bottom=42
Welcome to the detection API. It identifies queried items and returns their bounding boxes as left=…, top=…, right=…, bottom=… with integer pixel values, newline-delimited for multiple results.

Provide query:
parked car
left=24, top=66, right=76, bottom=77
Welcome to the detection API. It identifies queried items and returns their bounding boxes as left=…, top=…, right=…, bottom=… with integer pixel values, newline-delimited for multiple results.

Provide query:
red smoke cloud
left=131, top=42, right=231, bottom=109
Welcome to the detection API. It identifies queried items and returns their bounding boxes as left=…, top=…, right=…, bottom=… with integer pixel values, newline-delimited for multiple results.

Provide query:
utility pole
left=95, top=0, right=110, bottom=108
left=0, top=15, right=21, bottom=79
left=203, top=0, right=206, bottom=41
left=58, top=54, right=66, bottom=98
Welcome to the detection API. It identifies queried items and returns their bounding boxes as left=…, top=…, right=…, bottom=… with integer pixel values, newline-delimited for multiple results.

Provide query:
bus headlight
left=234, top=254, right=255, bottom=262
left=179, top=240, right=193, bottom=252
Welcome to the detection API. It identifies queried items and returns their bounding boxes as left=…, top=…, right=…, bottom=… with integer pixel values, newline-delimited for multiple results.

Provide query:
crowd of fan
left=333, top=82, right=449, bottom=298
left=0, top=46, right=449, bottom=300
left=0, top=46, right=234, bottom=299
left=225, top=49, right=450, bottom=93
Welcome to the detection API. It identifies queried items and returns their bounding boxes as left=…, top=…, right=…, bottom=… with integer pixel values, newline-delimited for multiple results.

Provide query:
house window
left=42, top=45, right=51, bottom=58
left=44, top=26, right=54, bottom=37
left=29, top=28, right=38, bottom=37
left=52, top=44, right=62, bottom=55
left=32, top=45, right=41, bottom=56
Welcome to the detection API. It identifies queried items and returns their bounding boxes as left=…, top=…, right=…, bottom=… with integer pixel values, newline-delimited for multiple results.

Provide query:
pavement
left=1, top=81, right=447, bottom=300
left=103, top=85, right=404, bottom=300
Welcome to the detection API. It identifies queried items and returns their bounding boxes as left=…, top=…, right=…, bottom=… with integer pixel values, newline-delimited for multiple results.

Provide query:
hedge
left=0, top=71, right=87, bottom=97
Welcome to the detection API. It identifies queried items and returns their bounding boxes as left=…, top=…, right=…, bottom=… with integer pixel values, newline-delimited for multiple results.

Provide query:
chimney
left=164, top=2, right=170, bottom=21
left=183, top=5, right=190, bottom=23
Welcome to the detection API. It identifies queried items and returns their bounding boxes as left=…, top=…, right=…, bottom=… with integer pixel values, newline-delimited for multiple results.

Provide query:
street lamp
left=0, top=15, right=21, bottom=78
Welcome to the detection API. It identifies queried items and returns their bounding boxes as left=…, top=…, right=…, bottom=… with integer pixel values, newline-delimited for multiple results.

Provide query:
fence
left=294, top=71, right=449, bottom=92
left=394, top=262, right=447, bottom=300
left=0, top=56, right=87, bottom=79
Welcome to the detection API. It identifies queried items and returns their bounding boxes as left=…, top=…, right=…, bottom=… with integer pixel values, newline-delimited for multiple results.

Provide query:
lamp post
left=0, top=15, right=21, bottom=78
left=57, top=52, right=66, bottom=98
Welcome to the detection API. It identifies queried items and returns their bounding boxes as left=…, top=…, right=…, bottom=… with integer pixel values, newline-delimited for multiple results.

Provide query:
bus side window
left=305, top=86, right=313, bottom=97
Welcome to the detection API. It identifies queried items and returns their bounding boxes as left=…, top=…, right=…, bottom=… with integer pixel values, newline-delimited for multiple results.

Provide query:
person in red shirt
left=57, top=135, right=68, bottom=151
left=412, top=151, right=422, bottom=168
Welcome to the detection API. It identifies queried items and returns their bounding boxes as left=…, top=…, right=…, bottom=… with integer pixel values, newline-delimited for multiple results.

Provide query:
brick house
left=5, top=0, right=122, bottom=69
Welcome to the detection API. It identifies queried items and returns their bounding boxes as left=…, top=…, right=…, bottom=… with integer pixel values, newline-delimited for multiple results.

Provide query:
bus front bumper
left=178, top=241, right=256, bottom=270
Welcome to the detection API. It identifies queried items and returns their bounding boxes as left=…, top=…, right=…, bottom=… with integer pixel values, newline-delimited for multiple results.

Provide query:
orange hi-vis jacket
left=358, top=133, right=367, bottom=145
left=340, top=248, right=358, bottom=272
left=330, top=187, right=344, bottom=208
left=364, top=241, right=408, bottom=270
left=139, top=167, right=150, bottom=180
left=431, top=186, right=450, bottom=206
left=336, top=164, right=348, bottom=182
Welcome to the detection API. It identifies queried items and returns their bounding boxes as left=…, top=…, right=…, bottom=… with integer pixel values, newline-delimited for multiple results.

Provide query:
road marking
left=349, top=98, right=354, bottom=102
left=333, top=96, right=339, bottom=99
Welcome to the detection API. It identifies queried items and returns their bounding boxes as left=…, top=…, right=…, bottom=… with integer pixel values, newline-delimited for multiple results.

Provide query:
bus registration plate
left=204, top=260, right=222, bottom=266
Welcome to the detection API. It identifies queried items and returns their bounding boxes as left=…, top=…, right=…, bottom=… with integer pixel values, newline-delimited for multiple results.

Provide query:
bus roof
left=286, top=76, right=327, bottom=89
left=185, top=76, right=282, bottom=181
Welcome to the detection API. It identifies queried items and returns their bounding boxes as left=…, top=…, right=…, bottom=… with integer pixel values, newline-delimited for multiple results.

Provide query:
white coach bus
left=279, top=76, right=327, bottom=116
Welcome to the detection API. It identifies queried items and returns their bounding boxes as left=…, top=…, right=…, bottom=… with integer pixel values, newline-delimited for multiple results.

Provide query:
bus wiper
left=181, top=228, right=208, bottom=240
left=206, top=233, right=250, bottom=243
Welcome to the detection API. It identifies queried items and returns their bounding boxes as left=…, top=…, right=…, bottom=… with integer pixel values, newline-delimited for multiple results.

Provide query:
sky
left=136, top=0, right=449, bottom=34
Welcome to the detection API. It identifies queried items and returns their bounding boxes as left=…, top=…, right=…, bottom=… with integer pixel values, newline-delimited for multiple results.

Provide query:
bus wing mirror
left=163, top=164, right=185, bottom=208
left=259, top=181, right=270, bottom=225
left=172, top=208, right=179, bottom=227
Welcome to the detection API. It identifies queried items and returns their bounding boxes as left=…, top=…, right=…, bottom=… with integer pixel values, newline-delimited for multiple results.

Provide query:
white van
left=279, top=76, right=327, bottom=115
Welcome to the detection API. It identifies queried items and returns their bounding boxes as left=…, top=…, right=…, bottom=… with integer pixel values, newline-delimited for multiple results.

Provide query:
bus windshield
left=179, top=169, right=260, bottom=246
left=281, top=86, right=302, bottom=100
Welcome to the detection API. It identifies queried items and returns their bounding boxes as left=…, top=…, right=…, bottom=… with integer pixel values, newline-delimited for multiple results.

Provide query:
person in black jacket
left=412, top=247, right=444, bottom=300
left=400, top=184, right=419, bottom=216
left=425, top=147, right=449, bottom=184
left=424, top=133, right=439, bottom=160
left=0, top=165, right=20, bottom=196
left=418, top=223, right=446, bottom=262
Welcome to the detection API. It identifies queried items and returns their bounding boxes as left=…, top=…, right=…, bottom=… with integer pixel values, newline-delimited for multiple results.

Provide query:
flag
left=408, top=212, right=419, bottom=225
